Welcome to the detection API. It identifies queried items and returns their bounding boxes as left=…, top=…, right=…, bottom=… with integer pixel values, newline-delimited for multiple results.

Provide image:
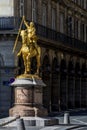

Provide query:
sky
left=0, top=0, right=13, bottom=16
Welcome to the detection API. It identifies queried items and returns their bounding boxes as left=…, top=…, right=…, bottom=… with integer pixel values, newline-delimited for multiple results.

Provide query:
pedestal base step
left=23, top=117, right=59, bottom=126
left=9, top=106, right=48, bottom=117
left=2, top=117, right=59, bottom=127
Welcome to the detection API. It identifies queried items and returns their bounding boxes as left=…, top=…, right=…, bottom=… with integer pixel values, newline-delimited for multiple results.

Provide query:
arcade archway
left=42, top=55, right=51, bottom=111
left=51, top=57, right=60, bottom=111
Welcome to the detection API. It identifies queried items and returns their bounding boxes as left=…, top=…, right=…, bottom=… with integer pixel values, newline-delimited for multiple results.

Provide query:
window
left=32, top=0, right=37, bottom=22
left=59, top=13, right=64, bottom=33
left=67, top=16, right=73, bottom=36
left=42, top=3, right=47, bottom=26
left=74, top=0, right=78, bottom=3
left=78, top=0, right=81, bottom=5
left=80, top=23, right=85, bottom=41
left=83, top=0, right=87, bottom=9
left=72, top=0, right=85, bottom=7
left=52, top=8, right=56, bottom=30
left=20, top=0, right=24, bottom=17
left=73, top=0, right=79, bottom=4
left=81, top=0, right=84, bottom=8
left=86, top=0, right=87, bottom=9
left=74, top=19, right=79, bottom=39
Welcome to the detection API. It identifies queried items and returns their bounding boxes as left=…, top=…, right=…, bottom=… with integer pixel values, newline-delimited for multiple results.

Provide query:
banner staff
left=13, top=16, right=24, bottom=53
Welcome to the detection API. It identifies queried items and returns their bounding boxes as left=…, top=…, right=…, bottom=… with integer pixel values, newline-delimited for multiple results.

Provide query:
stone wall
left=0, top=40, right=17, bottom=117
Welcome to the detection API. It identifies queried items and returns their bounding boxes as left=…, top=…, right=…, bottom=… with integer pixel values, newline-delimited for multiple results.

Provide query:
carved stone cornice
left=51, top=0, right=58, bottom=2
left=62, top=0, right=87, bottom=18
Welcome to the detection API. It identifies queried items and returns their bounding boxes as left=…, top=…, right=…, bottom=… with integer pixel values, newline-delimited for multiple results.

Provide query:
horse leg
left=36, top=55, right=40, bottom=74
left=26, top=54, right=31, bottom=74
left=23, top=55, right=27, bottom=74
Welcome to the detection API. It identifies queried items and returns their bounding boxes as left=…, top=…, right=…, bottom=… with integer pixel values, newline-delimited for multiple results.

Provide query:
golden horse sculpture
left=16, top=17, right=41, bottom=77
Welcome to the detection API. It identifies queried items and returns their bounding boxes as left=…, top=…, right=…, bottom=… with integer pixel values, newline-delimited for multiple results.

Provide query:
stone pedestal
left=9, top=76, right=48, bottom=117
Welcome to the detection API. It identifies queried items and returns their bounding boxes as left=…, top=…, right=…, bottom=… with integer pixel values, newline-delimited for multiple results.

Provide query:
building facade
left=0, top=0, right=87, bottom=117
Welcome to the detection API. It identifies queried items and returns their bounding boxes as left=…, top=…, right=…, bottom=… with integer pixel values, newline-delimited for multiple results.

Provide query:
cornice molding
left=62, top=0, right=87, bottom=18
left=38, top=36, right=87, bottom=58
left=51, top=0, right=58, bottom=2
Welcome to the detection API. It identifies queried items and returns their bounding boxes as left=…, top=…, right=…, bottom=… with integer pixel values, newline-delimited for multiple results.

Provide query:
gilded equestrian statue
left=13, top=16, right=41, bottom=76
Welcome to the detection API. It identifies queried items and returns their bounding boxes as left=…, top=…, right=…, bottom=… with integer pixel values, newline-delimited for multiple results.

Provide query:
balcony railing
left=36, top=23, right=87, bottom=52
left=0, top=17, right=21, bottom=30
left=0, top=16, right=87, bottom=52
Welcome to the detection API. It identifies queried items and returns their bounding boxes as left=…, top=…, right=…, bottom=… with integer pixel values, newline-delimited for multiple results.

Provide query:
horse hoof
left=35, top=72, right=38, bottom=75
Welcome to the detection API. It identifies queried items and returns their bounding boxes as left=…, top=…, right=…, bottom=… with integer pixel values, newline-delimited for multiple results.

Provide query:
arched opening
left=81, top=63, right=87, bottom=108
left=60, top=59, right=67, bottom=111
left=42, top=55, right=51, bottom=111
left=51, top=57, right=60, bottom=111
left=75, top=61, right=81, bottom=108
left=68, top=60, right=75, bottom=109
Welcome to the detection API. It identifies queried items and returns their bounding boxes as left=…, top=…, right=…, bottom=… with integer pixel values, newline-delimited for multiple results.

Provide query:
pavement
left=0, top=109, right=87, bottom=129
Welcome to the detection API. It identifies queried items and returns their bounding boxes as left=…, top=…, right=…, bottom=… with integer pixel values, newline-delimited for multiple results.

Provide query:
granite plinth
left=9, top=75, right=48, bottom=117
left=9, top=105, right=48, bottom=117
